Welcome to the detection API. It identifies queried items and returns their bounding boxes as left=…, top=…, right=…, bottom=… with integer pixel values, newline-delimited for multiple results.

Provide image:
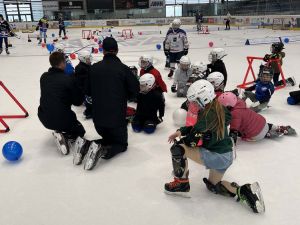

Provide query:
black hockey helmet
left=271, top=42, right=284, bottom=53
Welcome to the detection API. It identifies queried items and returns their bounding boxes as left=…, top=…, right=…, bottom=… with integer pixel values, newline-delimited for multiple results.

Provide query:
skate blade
left=250, top=182, right=265, bottom=213
left=164, top=190, right=191, bottom=198
left=83, top=142, right=100, bottom=170
left=73, top=137, right=86, bottom=164
left=73, top=153, right=83, bottom=165
left=52, top=132, right=68, bottom=155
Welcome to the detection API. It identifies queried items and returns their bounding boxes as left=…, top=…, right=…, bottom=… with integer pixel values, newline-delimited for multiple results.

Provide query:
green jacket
left=179, top=106, right=232, bottom=154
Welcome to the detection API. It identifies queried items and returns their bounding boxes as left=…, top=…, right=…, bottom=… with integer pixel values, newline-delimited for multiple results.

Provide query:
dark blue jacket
left=255, top=81, right=274, bottom=103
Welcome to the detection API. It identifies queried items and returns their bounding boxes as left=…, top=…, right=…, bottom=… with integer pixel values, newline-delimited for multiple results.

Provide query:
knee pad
left=203, top=178, right=236, bottom=197
left=143, top=121, right=156, bottom=134
left=170, top=144, right=188, bottom=178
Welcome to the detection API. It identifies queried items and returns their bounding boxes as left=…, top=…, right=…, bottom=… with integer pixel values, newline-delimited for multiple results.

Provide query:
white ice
left=0, top=25, right=300, bottom=225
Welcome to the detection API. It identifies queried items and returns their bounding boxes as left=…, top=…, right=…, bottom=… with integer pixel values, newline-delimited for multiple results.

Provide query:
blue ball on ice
left=99, top=48, right=103, bottom=52
left=156, top=44, right=162, bottom=50
left=284, top=38, right=289, bottom=44
left=287, top=96, right=297, bottom=105
left=46, top=44, right=55, bottom=52
left=2, top=141, right=23, bottom=162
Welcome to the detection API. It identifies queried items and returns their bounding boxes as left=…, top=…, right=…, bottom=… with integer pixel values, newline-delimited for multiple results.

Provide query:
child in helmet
left=171, top=56, right=193, bottom=97
left=186, top=61, right=208, bottom=86
left=36, top=15, right=49, bottom=44
left=263, top=42, right=295, bottom=87
left=131, top=74, right=165, bottom=134
left=139, top=55, right=167, bottom=93
left=207, top=48, right=228, bottom=87
left=218, top=92, right=296, bottom=144
left=75, top=51, right=93, bottom=119
left=54, top=43, right=75, bottom=75
left=242, top=65, right=274, bottom=112
left=165, top=80, right=265, bottom=214
left=287, top=88, right=300, bottom=105
left=207, top=71, right=225, bottom=97
left=164, top=18, right=189, bottom=78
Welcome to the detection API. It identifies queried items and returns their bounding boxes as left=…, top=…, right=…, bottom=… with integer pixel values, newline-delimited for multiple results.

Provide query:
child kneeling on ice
left=165, top=80, right=265, bottom=214
left=132, top=74, right=165, bottom=134
left=218, top=92, right=296, bottom=144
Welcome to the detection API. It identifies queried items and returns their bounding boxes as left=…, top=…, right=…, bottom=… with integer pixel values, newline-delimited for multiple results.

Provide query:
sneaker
left=237, top=182, right=265, bottom=213
left=83, top=142, right=106, bottom=170
left=52, top=131, right=69, bottom=155
left=164, top=178, right=191, bottom=198
left=168, top=70, right=174, bottom=78
left=73, top=137, right=90, bottom=165
left=276, top=126, right=297, bottom=135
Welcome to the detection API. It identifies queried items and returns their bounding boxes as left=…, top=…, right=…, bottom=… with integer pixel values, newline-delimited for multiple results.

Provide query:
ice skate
left=265, top=129, right=283, bottom=138
left=276, top=126, right=297, bottom=136
left=73, top=137, right=90, bottom=165
left=5, top=49, right=10, bottom=55
left=0, top=48, right=2, bottom=54
left=164, top=178, right=191, bottom=198
left=286, top=77, right=296, bottom=86
left=168, top=70, right=174, bottom=78
left=83, top=142, right=106, bottom=170
left=237, top=182, right=265, bottom=213
left=52, top=131, right=69, bottom=155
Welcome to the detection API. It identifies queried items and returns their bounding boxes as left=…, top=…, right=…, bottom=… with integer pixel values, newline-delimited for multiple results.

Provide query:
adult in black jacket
left=38, top=52, right=85, bottom=155
left=58, top=15, right=66, bottom=38
left=132, top=74, right=165, bottom=134
left=0, top=14, right=12, bottom=54
left=74, top=37, right=139, bottom=170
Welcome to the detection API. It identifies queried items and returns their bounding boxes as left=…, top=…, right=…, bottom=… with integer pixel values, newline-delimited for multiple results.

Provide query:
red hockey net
left=121, top=29, right=133, bottom=39
left=82, top=30, right=92, bottom=39
left=0, top=81, right=29, bottom=133
left=237, top=56, right=286, bottom=91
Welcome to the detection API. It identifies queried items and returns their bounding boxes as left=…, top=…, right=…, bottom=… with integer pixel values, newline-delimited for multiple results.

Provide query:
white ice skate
left=52, top=131, right=69, bottom=155
left=83, top=142, right=105, bottom=170
left=73, top=137, right=89, bottom=165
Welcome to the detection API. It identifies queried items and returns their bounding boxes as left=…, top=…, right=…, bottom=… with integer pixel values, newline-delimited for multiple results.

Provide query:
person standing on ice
left=36, top=15, right=49, bottom=44
left=58, top=14, right=67, bottom=39
left=218, top=92, right=296, bottom=144
left=0, top=14, right=12, bottom=55
left=225, top=12, right=231, bottom=30
left=164, top=18, right=189, bottom=78
left=165, top=79, right=265, bottom=214
left=38, top=52, right=86, bottom=156
left=73, top=37, right=140, bottom=170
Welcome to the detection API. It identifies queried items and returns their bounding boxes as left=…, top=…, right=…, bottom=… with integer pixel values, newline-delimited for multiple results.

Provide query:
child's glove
left=183, top=49, right=189, bottom=55
left=263, top=54, right=270, bottom=62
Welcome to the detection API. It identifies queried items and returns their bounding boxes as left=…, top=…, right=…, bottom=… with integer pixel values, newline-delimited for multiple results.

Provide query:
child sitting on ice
left=242, top=65, right=274, bottom=112
left=207, top=71, right=225, bottom=97
left=287, top=87, right=300, bottom=105
left=171, top=56, right=193, bottom=97
left=218, top=92, right=296, bottom=144
left=131, top=74, right=165, bottom=134
left=74, top=51, right=93, bottom=119
left=207, top=48, right=228, bottom=87
left=186, top=61, right=208, bottom=86
left=54, top=43, right=74, bottom=75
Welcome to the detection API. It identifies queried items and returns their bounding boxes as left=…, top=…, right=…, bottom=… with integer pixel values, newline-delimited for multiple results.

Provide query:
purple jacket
left=230, top=98, right=266, bottom=139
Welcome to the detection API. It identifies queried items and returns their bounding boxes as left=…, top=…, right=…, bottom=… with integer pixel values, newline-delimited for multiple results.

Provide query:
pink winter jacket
left=230, top=98, right=266, bottom=139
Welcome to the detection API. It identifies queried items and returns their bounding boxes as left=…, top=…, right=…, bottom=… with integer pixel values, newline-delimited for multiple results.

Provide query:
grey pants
left=243, top=91, right=269, bottom=112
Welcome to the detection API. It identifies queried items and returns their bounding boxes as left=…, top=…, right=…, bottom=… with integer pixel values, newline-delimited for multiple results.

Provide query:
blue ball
left=156, top=44, right=162, bottom=50
left=287, top=96, right=297, bottom=105
left=99, top=48, right=103, bottom=52
left=46, top=44, right=55, bottom=52
left=284, top=38, right=289, bottom=44
left=2, top=141, right=23, bottom=161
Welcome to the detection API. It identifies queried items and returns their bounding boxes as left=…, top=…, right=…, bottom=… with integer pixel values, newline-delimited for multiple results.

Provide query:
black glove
left=171, top=85, right=177, bottom=93
left=164, top=50, right=169, bottom=57
left=184, top=49, right=188, bottom=55
left=263, top=54, right=270, bottom=62
left=229, top=130, right=238, bottom=145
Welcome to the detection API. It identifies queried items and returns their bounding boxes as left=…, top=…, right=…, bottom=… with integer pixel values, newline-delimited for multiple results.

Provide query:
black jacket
left=90, top=54, right=140, bottom=128
left=75, top=62, right=90, bottom=95
left=0, top=20, right=11, bottom=34
left=207, top=59, right=228, bottom=87
left=135, top=89, right=165, bottom=123
left=58, top=18, right=65, bottom=28
left=38, top=67, right=84, bottom=130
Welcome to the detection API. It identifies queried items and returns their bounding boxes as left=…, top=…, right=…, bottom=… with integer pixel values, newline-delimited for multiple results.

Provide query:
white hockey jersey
left=164, top=28, right=189, bottom=53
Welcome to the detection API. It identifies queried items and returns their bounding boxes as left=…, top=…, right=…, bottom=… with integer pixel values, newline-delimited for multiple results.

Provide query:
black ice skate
left=164, top=178, right=191, bottom=198
left=276, top=126, right=297, bottom=136
left=168, top=70, right=174, bottom=78
left=5, top=49, right=10, bottom=55
left=83, top=142, right=106, bottom=170
left=237, top=182, right=265, bottom=213
left=52, top=131, right=70, bottom=155
left=73, top=137, right=90, bottom=165
left=286, top=77, right=296, bottom=86
left=265, top=129, right=283, bottom=138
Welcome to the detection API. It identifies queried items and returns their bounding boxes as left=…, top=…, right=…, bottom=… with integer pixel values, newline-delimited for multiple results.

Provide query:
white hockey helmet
left=78, top=51, right=92, bottom=65
left=139, top=73, right=156, bottom=94
left=208, top=48, right=227, bottom=63
left=179, top=56, right=191, bottom=71
left=187, top=79, right=216, bottom=109
left=191, top=61, right=207, bottom=75
left=207, top=72, right=225, bottom=90
left=138, top=55, right=153, bottom=70
left=54, top=43, right=65, bottom=53
left=172, top=18, right=181, bottom=29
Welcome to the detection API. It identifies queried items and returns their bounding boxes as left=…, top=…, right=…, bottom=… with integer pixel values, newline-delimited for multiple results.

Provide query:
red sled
left=0, top=81, right=29, bottom=133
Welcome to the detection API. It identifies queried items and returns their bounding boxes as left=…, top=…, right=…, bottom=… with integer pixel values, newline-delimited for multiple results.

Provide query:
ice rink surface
left=0, top=25, right=300, bottom=225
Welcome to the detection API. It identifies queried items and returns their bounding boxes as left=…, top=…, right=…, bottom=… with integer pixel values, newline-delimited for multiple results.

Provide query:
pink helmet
left=218, top=92, right=238, bottom=108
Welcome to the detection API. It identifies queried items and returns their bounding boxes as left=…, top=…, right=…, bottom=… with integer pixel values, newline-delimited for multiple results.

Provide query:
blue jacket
left=255, top=81, right=274, bottom=103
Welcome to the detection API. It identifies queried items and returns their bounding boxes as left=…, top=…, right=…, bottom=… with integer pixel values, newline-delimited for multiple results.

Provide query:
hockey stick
left=65, top=43, right=96, bottom=55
